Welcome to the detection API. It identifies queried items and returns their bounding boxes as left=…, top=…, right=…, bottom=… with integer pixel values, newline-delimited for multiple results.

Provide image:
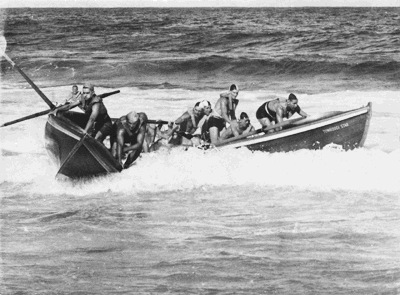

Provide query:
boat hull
left=45, top=112, right=122, bottom=178
left=218, top=103, right=372, bottom=153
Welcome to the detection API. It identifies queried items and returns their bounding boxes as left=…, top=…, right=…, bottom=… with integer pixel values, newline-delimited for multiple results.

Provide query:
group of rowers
left=54, top=83, right=308, bottom=169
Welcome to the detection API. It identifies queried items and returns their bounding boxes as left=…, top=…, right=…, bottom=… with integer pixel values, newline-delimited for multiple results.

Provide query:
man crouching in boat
left=52, top=83, right=112, bottom=143
left=220, top=112, right=255, bottom=140
left=256, top=93, right=308, bottom=133
left=110, top=111, right=148, bottom=169
left=154, top=101, right=210, bottom=148
left=166, top=102, right=203, bottom=145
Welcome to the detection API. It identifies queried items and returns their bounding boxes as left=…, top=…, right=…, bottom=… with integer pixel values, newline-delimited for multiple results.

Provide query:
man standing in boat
left=64, top=84, right=81, bottom=104
left=110, top=111, right=148, bottom=169
left=256, top=93, right=308, bottom=133
left=200, top=85, right=240, bottom=146
left=52, top=83, right=113, bottom=143
left=213, top=84, right=240, bottom=136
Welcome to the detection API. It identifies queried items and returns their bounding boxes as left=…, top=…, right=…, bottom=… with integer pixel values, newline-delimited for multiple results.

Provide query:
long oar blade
left=0, top=36, right=56, bottom=109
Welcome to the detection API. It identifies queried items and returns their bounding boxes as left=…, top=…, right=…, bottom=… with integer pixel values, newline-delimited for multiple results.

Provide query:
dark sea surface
left=1, top=7, right=400, bottom=295
left=0, top=7, right=399, bottom=92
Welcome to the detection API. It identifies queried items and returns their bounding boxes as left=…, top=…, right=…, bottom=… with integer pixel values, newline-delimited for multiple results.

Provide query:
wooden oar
left=0, top=36, right=56, bottom=109
left=110, top=117, right=169, bottom=125
left=146, top=120, right=169, bottom=125
left=1, top=90, right=121, bottom=127
left=215, top=117, right=305, bottom=147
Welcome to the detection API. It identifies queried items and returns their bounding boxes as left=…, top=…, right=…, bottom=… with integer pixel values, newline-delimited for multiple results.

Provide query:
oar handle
left=146, top=120, right=169, bottom=125
left=98, top=90, right=120, bottom=99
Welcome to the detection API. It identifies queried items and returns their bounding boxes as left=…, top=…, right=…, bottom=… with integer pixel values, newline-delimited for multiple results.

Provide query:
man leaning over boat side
left=110, top=111, right=148, bottom=169
left=165, top=101, right=210, bottom=146
left=51, top=83, right=113, bottom=143
left=256, top=93, right=308, bottom=133
left=220, top=112, right=255, bottom=140
left=213, top=84, right=240, bottom=137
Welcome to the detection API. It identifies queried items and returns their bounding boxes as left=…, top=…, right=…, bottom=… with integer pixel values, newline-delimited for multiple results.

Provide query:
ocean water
left=1, top=7, right=400, bottom=295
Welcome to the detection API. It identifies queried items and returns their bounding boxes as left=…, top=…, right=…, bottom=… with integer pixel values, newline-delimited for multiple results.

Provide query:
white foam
left=1, top=87, right=399, bottom=195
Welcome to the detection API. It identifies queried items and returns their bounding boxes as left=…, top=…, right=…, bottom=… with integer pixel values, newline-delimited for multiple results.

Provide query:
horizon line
left=1, top=5, right=399, bottom=8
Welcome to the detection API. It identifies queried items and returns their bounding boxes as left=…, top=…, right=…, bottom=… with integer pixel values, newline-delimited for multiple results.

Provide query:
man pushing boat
left=110, top=111, right=148, bottom=169
left=51, top=83, right=113, bottom=143
left=256, top=93, right=308, bottom=133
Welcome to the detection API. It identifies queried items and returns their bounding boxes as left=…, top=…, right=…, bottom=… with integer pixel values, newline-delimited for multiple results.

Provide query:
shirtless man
left=256, top=93, right=308, bottom=133
left=64, top=85, right=81, bottom=104
left=110, top=111, right=148, bottom=169
left=53, top=83, right=112, bottom=142
left=167, top=101, right=205, bottom=144
left=213, top=84, right=240, bottom=137
left=220, top=112, right=255, bottom=140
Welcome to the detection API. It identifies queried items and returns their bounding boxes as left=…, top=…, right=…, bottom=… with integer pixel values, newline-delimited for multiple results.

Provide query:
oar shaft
left=1, top=90, right=121, bottom=127
left=98, top=90, right=120, bottom=99
left=1, top=109, right=50, bottom=127
left=1, top=52, right=56, bottom=109
left=147, top=120, right=169, bottom=125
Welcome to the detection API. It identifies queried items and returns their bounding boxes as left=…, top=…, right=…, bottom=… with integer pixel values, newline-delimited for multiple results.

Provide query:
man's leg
left=258, top=118, right=274, bottom=133
left=123, top=148, right=142, bottom=169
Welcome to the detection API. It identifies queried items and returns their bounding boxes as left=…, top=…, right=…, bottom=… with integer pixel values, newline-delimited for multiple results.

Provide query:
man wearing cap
left=220, top=112, right=255, bottom=140
left=164, top=101, right=211, bottom=146
left=52, top=83, right=113, bottom=142
left=110, top=111, right=148, bottom=169
left=256, top=93, right=308, bottom=133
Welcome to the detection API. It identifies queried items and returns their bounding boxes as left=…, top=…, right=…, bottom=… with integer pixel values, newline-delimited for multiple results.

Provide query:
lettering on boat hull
left=323, top=122, right=349, bottom=134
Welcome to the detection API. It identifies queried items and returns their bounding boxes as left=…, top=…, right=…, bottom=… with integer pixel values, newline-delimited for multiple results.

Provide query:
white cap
left=199, top=100, right=211, bottom=109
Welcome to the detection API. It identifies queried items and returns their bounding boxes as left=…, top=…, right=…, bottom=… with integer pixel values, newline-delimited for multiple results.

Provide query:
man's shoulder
left=91, top=95, right=103, bottom=103
left=179, top=111, right=191, bottom=120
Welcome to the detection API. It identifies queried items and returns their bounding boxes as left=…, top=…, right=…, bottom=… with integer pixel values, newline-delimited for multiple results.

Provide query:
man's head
left=229, top=84, right=239, bottom=98
left=72, top=85, right=78, bottom=94
left=199, top=100, right=212, bottom=116
left=287, top=93, right=298, bottom=111
left=126, top=111, right=140, bottom=129
left=193, top=102, right=204, bottom=117
left=82, top=83, right=94, bottom=100
left=238, top=112, right=250, bottom=130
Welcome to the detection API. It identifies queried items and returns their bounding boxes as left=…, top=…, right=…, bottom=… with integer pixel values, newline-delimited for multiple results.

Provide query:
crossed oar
left=0, top=36, right=168, bottom=128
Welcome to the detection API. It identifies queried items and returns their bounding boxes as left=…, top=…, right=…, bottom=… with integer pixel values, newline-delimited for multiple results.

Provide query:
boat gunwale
left=219, top=103, right=371, bottom=149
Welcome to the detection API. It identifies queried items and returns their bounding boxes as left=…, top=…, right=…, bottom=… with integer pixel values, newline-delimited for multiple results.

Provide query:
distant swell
left=2, top=55, right=398, bottom=90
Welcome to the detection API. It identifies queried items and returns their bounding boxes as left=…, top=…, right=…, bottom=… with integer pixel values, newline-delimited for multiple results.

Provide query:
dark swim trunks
left=93, top=114, right=112, bottom=137
left=256, top=100, right=301, bottom=122
left=95, top=119, right=113, bottom=137
left=201, top=115, right=226, bottom=143
left=256, top=101, right=276, bottom=121
left=207, top=116, right=226, bottom=131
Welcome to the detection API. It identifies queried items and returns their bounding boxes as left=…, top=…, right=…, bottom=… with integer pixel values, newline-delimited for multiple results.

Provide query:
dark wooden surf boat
left=216, top=102, right=372, bottom=152
left=45, top=111, right=123, bottom=179
left=0, top=38, right=373, bottom=179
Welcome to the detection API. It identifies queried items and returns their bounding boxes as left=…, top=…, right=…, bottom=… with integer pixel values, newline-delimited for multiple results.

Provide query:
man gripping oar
left=1, top=89, right=120, bottom=128
left=52, top=83, right=112, bottom=143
